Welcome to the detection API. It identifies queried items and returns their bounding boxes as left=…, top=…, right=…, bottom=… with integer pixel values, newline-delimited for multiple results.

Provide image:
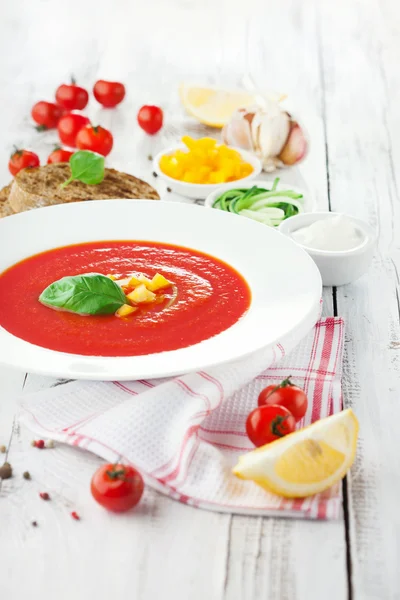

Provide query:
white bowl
left=278, top=212, right=377, bottom=286
left=0, top=200, right=321, bottom=380
left=205, top=179, right=315, bottom=214
left=153, top=145, right=262, bottom=199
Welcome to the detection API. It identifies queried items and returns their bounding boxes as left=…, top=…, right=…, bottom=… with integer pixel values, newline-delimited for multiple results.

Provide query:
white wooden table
left=1, top=1, right=399, bottom=598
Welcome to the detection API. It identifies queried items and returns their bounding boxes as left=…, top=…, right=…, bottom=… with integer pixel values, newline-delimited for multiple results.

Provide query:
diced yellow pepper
left=115, top=304, right=137, bottom=318
left=107, top=274, right=117, bottom=281
left=196, top=137, right=217, bottom=150
left=127, top=284, right=156, bottom=304
left=191, top=149, right=208, bottom=162
left=128, top=274, right=152, bottom=288
left=128, top=275, right=143, bottom=287
left=138, top=274, right=152, bottom=286
left=182, top=171, right=200, bottom=183
left=209, top=170, right=227, bottom=184
left=219, top=146, right=241, bottom=160
left=148, top=273, right=172, bottom=292
left=196, top=165, right=211, bottom=183
left=174, top=150, right=189, bottom=162
left=240, top=164, right=253, bottom=177
left=159, top=155, right=171, bottom=171
left=158, top=136, right=253, bottom=184
left=206, top=148, right=219, bottom=163
left=182, top=136, right=197, bottom=151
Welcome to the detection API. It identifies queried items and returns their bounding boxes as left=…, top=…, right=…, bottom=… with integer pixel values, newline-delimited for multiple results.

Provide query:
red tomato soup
left=0, top=241, right=251, bottom=357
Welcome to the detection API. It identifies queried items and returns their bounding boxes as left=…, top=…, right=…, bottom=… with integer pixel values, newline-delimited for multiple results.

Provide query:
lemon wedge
left=233, top=409, right=359, bottom=498
left=179, top=84, right=259, bottom=128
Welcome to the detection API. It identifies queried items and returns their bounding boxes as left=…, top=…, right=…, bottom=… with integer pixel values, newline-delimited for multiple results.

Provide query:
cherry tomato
left=57, top=113, right=90, bottom=147
left=47, top=147, right=74, bottom=164
left=137, top=105, right=163, bottom=135
left=76, top=124, right=113, bottom=156
left=93, top=80, right=126, bottom=108
left=31, top=101, right=64, bottom=129
left=91, top=463, right=144, bottom=513
left=246, top=405, right=296, bottom=447
left=258, top=377, right=308, bottom=422
left=55, top=79, right=89, bottom=110
left=8, top=149, right=40, bottom=176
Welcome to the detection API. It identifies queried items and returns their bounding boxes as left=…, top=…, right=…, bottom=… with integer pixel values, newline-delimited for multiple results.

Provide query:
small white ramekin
left=153, top=145, right=262, bottom=199
left=278, top=212, right=377, bottom=286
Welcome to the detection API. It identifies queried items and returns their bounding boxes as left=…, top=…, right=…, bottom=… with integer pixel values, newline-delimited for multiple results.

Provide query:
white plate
left=0, top=200, right=321, bottom=380
left=153, top=145, right=262, bottom=199
left=204, top=179, right=315, bottom=214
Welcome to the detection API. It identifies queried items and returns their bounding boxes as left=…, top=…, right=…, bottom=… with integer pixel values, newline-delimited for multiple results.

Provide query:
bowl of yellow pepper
left=154, top=136, right=262, bottom=199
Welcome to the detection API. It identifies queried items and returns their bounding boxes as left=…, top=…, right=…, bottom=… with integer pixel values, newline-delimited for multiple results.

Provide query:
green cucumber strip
left=239, top=209, right=273, bottom=224
left=219, top=194, right=230, bottom=211
left=240, top=191, right=274, bottom=203
left=274, top=202, right=299, bottom=217
left=271, top=177, right=280, bottom=191
left=284, top=204, right=297, bottom=218
left=228, top=196, right=242, bottom=213
left=229, top=196, right=244, bottom=214
left=257, top=207, right=286, bottom=218
left=234, top=187, right=261, bottom=211
left=248, top=190, right=303, bottom=205
left=213, top=189, right=249, bottom=210
left=251, top=195, right=304, bottom=212
left=213, top=190, right=237, bottom=210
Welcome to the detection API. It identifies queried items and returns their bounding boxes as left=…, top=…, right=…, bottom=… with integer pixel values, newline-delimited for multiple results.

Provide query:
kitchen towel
left=20, top=317, right=344, bottom=520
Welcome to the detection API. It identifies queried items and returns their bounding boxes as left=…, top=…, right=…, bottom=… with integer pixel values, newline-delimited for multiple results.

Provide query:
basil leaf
left=61, top=151, right=105, bottom=188
left=39, top=273, right=127, bottom=315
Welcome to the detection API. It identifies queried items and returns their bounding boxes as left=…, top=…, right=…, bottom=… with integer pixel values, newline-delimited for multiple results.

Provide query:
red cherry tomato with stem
left=57, top=113, right=90, bottom=147
left=91, top=463, right=144, bottom=513
left=258, top=376, right=308, bottom=422
left=93, top=80, right=126, bottom=108
left=8, top=148, right=40, bottom=176
left=76, top=124, right=113, bottom=156
left=55, top=78, right=89, bottom=110
left=31, top=101, right=64, bottom=130
left=137, top=105, right=163, bottom=135
left=246, top=405, right=296, bottom=447
left=47, top=147, right=74, bottom=164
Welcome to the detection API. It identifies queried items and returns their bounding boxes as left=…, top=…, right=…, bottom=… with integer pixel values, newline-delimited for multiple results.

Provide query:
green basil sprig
left=39, top=273, right=126, bottom=315
left=61, top=150, right=105, bottom=188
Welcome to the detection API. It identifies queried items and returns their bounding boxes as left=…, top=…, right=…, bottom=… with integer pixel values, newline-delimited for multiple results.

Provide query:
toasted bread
left=8, top=164, right=159, bottom=214
left=0, top=183, right=14, bottom=218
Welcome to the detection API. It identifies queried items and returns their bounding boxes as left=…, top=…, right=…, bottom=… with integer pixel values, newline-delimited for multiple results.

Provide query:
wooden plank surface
left=0, top=0, right=398, bottom=598
left=319, top=1, right=400, bottom=598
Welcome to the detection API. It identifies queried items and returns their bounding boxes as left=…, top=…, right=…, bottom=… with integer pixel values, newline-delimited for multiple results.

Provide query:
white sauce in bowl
left=291, top=215, right=366, bottom=252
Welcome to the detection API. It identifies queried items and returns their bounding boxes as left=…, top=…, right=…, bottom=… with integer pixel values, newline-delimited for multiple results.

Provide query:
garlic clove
left=278, top=121, right=308, bottom=165
left=243, top=111, right=256, bottom=152
left=250, top=111, right=262, bottom=155
left=258, top=111, right=290, bottom=161
left=222, top=109, right=254, bottom=151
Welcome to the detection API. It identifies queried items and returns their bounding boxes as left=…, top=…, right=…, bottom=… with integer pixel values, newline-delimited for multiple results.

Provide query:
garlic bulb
left=222, top=102, right=307, bottom=172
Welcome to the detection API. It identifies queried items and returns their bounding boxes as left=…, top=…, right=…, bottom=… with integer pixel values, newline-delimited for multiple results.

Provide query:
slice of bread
left=8, top=163, right=159, bottom=214
left=0, top=183, right=14, bottom=218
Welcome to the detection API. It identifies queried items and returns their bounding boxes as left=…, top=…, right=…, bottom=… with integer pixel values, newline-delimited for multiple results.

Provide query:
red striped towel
left=20, top=317, right=344, bottom=519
